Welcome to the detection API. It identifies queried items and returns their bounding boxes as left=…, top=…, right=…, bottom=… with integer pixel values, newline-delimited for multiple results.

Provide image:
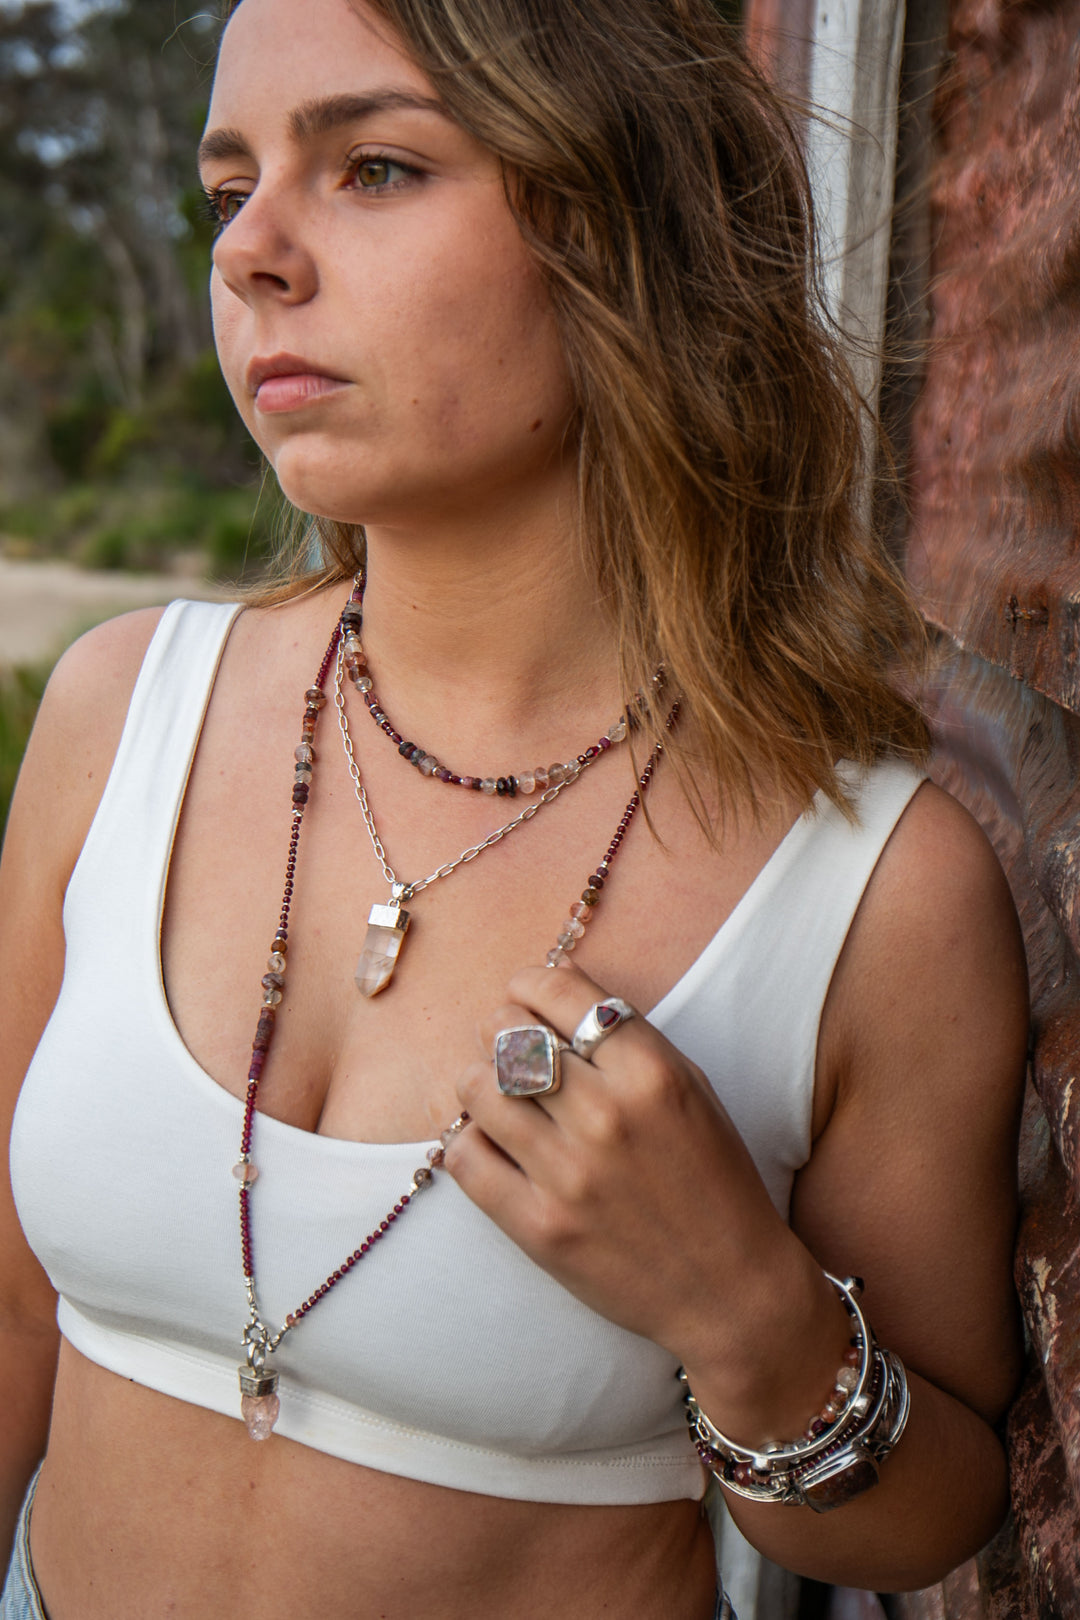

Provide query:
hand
left=445, top=961, right=839, bottom=1425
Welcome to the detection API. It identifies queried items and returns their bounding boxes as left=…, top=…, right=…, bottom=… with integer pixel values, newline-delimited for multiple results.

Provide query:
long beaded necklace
left=234, top=589, right=675, bottom=1442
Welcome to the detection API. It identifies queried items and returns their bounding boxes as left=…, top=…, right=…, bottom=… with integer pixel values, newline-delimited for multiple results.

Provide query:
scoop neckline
left=139, top=600, right=820, bottom=1154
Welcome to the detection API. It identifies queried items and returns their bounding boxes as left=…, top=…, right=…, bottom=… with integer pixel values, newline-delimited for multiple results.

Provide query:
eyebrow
left=197, top=90, right=449, bottom=169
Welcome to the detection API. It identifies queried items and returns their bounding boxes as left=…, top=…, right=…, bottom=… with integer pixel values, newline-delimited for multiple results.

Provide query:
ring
left=494, top=1025, right=569, bottom=1097
left=571, top=998, right=636, bottom=1061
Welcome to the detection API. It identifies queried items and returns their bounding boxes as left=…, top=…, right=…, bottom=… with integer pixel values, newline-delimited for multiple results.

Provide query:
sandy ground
left=0, top=555, right=234, bottom=669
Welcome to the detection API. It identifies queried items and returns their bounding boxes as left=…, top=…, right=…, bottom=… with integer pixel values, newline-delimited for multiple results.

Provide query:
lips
left=247, top=352, right=349, bottom=393
left=246, top=352, right=352, bottom=412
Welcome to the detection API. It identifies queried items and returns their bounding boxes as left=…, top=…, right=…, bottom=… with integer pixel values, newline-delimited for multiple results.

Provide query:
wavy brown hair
left=220, top=0, right=929, bottom=817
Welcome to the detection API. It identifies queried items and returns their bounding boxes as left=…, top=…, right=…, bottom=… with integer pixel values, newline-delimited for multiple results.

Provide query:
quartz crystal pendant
left=241, top=1391, right=280, bottom=1441
left=239, top=1367, right=280, bottom=1441
left=355, top=896, right=411, bottom=997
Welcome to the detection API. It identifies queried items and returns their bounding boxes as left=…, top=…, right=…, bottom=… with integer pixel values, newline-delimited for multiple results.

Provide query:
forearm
left=720, top=1371, right=1008, bottom=1591
left=676, top=1249, right=1012, bottom=1591
left=0, top=1320, right=59, bottom=1563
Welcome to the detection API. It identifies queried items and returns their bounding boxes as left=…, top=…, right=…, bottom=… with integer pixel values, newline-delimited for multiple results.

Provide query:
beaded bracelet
left=679, top=1274, right=911, bottom=1514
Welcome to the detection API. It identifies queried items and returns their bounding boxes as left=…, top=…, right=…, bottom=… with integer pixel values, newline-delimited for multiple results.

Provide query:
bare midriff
left=31, top=1345, right=719, bottom=1620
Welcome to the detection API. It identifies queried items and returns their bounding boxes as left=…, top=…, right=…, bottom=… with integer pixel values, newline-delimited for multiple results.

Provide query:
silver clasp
left=242, top=1319, right=272, bottom=1373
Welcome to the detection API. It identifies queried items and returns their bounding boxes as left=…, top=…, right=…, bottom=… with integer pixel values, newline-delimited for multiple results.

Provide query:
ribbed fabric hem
left=58, top=1303, right=706, bottom=1506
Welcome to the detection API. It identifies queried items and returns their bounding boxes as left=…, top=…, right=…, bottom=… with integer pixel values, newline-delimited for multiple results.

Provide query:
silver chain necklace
left=334, top=643, right=592, bottom=995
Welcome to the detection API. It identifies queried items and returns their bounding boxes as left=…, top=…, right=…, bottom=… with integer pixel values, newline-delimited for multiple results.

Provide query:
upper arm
left=0, top=607, right=165, bottom=1324
left=791, top=782, right=1028, bottom=1422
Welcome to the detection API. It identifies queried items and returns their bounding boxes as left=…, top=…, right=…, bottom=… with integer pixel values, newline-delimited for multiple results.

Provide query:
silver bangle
left=788, top=1346, right=909, bottom=1512
left=682, top=1275, right=873, bottom=1470
left=679, top=1274, right=911, bottom=1514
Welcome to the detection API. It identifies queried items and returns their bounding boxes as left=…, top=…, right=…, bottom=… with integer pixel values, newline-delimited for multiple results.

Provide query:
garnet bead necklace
left=545, top=700, right=678, bottom=966
left=233, top=609, right=460, bottom=1441
left=233, top=587, right=675, bottom=1442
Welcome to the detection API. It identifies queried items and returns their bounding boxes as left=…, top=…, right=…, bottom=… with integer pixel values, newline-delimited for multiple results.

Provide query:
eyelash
left=202, top=150, right=420, bottom=231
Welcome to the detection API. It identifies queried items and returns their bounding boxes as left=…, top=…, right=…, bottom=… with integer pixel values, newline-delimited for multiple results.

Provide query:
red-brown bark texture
left=744, top=0, right=1080, bottom=1613
left=909, top=4, right=1080, bottom=1609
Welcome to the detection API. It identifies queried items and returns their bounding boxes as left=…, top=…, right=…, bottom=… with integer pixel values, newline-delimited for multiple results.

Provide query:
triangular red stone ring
left=494, top=1025, right=571, bottom=1097
left=571, top=998, right=637, bottom=1062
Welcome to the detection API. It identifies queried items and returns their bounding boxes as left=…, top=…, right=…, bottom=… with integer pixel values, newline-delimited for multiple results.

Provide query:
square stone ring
left=494, top=1025, right=571, bottom=1097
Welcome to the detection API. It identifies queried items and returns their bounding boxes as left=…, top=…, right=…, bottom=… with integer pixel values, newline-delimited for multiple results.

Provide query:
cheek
left=370, top=226, right=572, bottom=445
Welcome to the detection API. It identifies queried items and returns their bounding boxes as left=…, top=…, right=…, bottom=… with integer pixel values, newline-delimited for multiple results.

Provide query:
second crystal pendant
left=239, top=1366, right=280, bottom=1441
left=355, top=895, right=411, bottom=996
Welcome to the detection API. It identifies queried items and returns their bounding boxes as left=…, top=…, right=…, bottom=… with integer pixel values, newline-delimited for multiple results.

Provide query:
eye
left=348, top=154, right=417, bottom=192
left=203, top=187, right=249, bottom=230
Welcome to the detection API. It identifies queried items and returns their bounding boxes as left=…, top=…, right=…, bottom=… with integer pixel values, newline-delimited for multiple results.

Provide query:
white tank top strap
left=736, top=756, right=929, bottom=1012
left=650, top=758, right=927, bottom=1213
left=63, top=598, right=242, bottom=961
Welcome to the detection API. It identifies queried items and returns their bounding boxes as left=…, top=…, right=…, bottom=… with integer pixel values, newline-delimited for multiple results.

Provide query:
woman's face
left=202, top=0, right=575, bottom=526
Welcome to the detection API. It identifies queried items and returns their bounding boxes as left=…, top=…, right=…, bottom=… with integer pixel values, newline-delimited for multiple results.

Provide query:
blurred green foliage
left=0, top=0, right=270, bottom=581
left=0, top=662, right=47, bottom=835
left=0, top=476, right=278, bottom=575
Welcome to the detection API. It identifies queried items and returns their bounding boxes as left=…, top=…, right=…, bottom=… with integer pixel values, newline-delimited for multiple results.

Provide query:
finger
left=478, top=999, right=613, bottom=1067
left=476, top=1000, right=541, bottom=1057
left=443, top=1099, right=584, bottom=1267
left=507, top=962, right=651, bottom=1073
left=455, top=1057, right=562, bottom=1167
left=480, top=999, right=601, bottom=1125
left=442, top=1110, right=530, bottom=1216
left=486, top=972, right=649, bottom=1147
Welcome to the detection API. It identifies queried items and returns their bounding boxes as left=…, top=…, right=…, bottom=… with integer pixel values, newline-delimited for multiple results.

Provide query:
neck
left=355, top=486, right=623, bottom=742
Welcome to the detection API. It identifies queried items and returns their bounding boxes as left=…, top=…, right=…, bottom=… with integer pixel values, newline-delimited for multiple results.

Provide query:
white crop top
left=11, top=601, right=925, bottom=1505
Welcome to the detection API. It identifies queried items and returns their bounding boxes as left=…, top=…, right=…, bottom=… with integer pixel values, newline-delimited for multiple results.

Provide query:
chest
left=159, top=657, right=795, bottom=1145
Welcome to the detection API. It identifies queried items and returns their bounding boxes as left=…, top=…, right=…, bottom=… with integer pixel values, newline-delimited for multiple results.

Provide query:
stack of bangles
left=679, top=1274, right=910, bottom=1514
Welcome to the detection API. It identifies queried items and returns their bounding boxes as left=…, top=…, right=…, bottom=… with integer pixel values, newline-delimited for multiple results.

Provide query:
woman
left=0, top=0, right=1028, bottom=1615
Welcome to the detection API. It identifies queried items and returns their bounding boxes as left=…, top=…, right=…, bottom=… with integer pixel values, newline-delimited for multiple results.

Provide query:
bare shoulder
left=836, top=780, right=1027, bottom=1062
left=862, top=777, right=1020, bottom=948
left=35, top=603, right=164, bottom=738
left=822, top=778, right=1028, bottom=1108
left=40, top=603, right=167, bottom=753
left=7, top=607, right=167, bottom=894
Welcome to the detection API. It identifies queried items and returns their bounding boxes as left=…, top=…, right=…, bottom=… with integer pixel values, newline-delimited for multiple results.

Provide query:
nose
left=211, top=184, right=319, bottom=309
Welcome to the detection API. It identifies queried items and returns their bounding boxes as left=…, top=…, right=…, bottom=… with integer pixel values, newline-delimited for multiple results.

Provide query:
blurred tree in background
left=0, top=0, right=741, bottom=578
left=0, top=0, right=273, bottom=576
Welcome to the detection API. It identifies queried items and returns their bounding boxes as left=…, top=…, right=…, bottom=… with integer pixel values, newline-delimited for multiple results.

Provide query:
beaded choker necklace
left=234, top=587, right=675, bottom=1442
left=341, top=576, right=631, bottom=799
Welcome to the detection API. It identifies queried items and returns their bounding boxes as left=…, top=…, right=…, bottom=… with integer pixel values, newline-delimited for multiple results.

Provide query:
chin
left=270, top=438, right=380, bottom=526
